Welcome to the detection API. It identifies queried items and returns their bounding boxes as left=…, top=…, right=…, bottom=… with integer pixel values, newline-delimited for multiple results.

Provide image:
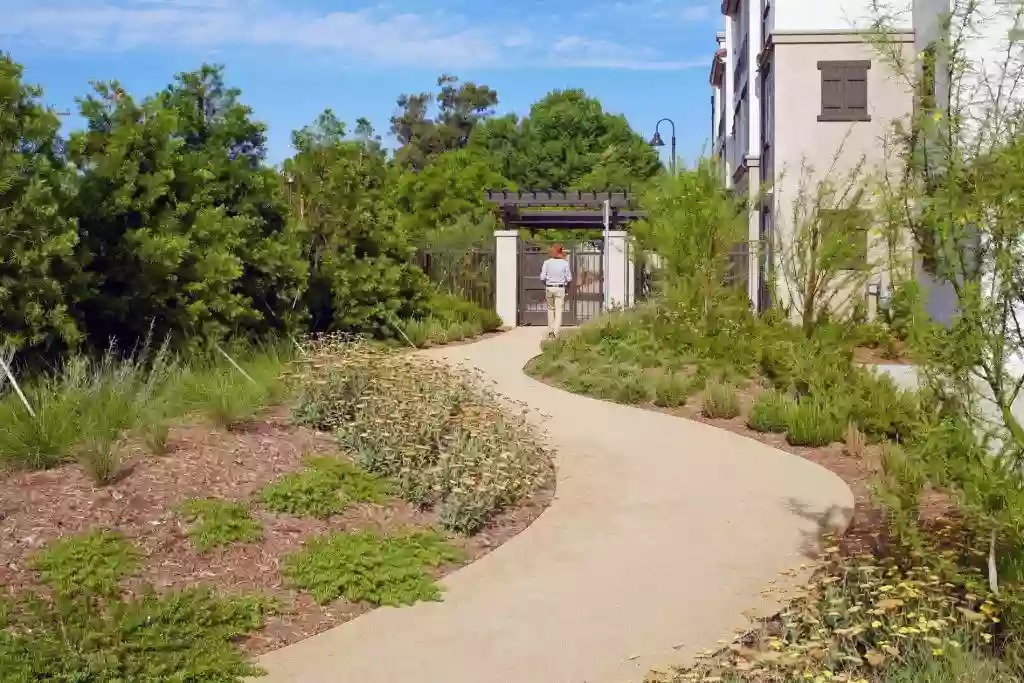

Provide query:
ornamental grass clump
left=290, top=335, right=552, bottom=534
left=701, top=381, right=741, bottom=419
left=747, top=389, right=793, bottom=433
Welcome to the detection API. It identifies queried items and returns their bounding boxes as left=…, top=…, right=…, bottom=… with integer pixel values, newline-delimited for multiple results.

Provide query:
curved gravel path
left=258, top=327, right=854, bottom=683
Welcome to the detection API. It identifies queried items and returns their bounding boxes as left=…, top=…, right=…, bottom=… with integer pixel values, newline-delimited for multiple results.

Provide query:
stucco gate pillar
left=493, top=229, right=519, bottom=328
left=604, top=230, right=630, bottom=310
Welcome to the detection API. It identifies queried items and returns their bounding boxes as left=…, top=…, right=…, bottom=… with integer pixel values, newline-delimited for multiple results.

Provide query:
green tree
left=0, top=54, right=81, bottom=358
left=394, top=148, right=512, bottom=248
left=470, top=89, right=662, bottom=191
left=285, top=110, right=430, bottom=335
left=633, top=158, right=747, bottom=320
left=390, top=74, right=499, bottom=170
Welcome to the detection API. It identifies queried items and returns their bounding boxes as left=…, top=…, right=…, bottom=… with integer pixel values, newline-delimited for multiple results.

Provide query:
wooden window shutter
left=818, top=61, right=871, bottom=122
left=820, top=65, right=845, bottom=118
left=843, top=65, right=869, bottom=120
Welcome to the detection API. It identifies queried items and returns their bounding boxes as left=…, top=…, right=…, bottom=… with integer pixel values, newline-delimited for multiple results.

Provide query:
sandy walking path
left=258, top=327, right=853, bottom=683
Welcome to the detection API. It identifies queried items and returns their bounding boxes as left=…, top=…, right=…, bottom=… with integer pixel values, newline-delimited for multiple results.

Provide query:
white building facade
left=710, top=0, right=1024, bottom=321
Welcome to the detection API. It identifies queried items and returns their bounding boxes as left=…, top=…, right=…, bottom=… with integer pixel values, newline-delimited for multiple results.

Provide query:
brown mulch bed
left=0, top=411, right=553, bottom=655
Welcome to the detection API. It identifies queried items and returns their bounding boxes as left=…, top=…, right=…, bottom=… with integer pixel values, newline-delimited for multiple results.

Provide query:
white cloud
left=607, top=0, right=719, bottom=24
left=1, top=0, right=500, bottom=67
left=551, top=34, right=705, bottom=70
left=0, top=0, right=706, bottom=71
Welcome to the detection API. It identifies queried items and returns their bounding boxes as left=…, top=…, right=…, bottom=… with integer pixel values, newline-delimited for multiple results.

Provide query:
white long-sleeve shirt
left=540, top=258, right=572, bottom=286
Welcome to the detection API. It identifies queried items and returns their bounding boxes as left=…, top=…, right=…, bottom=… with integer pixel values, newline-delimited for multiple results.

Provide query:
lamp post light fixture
left=648, top=118, right=677, bottom=176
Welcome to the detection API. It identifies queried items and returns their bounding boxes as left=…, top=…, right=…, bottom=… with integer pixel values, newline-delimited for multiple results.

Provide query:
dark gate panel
left=571, top=240, right=604, bottom=324
left=519, top=242, right=550, bottom=326
left=518, top=240, right=605, bottom=326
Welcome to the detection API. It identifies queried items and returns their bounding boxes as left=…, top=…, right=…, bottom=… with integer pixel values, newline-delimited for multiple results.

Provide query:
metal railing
left=415, top=248, right=496, bottom=311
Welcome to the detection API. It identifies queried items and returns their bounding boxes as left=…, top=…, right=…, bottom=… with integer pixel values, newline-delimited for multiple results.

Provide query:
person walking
left=540, top=244, right=572, bottom=339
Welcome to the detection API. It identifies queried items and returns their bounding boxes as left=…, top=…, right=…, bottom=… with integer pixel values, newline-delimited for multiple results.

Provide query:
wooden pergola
left=484, top=190, right=646, bottom=230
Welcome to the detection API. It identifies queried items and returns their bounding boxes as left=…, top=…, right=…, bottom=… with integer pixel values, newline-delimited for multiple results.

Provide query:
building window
left=817, top=60, right=871, bottom=122
left=760, top=62, right=773, bottom=185
left=733, top=36, right=748, bottom=93
left=818, top=209, right=869, bottom=269
left=733, top=85, right=748, bottom=160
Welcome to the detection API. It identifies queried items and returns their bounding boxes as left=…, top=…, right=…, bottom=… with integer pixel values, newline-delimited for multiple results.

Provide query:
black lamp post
left=648, top=118, right=677, bottom=176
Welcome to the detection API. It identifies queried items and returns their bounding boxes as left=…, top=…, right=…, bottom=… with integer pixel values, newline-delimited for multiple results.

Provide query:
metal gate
left=518, top=240, right=604, bottom=326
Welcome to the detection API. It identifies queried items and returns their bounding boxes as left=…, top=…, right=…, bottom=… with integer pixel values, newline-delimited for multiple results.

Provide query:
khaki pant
left=545, top=286, right=566, bottom=337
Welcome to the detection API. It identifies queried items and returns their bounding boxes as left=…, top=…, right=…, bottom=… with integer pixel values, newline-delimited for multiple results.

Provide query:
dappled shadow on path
left=784, top=498, right=855, bottom=559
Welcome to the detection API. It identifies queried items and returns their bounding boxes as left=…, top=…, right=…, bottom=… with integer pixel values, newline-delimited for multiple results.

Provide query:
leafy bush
left=632, top=158, right=747, bottom=312
left=282, top=530, right=464, bottom=605
left=424, top=292, right=502, bottom=331
left=31, top=530, right=140, bottom=597
left=605, top=372, right=653, bottom=404
left=785, top=397, right=847, bottom=447
left=701, top=381, right=741, bottom=419
left=258, top=454, right=390, bottom=518
left=292, top=336, right=551, bottom=533
left=400, top=291, right=501, bottom=347
left=849, top=372, right=921, bottom=443
left=177, top=498, right=263, bottom=551
left=746, top=389, right=793, bottom=433
left=0, top=587, right=272, bottom=682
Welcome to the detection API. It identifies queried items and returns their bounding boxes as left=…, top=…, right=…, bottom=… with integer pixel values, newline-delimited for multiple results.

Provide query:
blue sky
left=2, top=0, right=720, bottom=166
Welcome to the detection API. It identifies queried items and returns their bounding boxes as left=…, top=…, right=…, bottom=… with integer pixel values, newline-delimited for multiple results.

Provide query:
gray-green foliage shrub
left=292, top=337, right=551, bottom=534
left=747, top=389, right=793, bottom=433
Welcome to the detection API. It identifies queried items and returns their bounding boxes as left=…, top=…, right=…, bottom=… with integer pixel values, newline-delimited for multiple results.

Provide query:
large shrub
left=284, top=110, right=430, bottom=337
left=70, top=67, right=306, bottom=352
left=0, top=55, right=81, bottom=359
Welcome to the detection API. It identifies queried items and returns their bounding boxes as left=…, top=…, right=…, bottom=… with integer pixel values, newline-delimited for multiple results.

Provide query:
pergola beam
left=485, top=190, right=637, bottom=209
left=502, top=209, right=645, bottom=229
